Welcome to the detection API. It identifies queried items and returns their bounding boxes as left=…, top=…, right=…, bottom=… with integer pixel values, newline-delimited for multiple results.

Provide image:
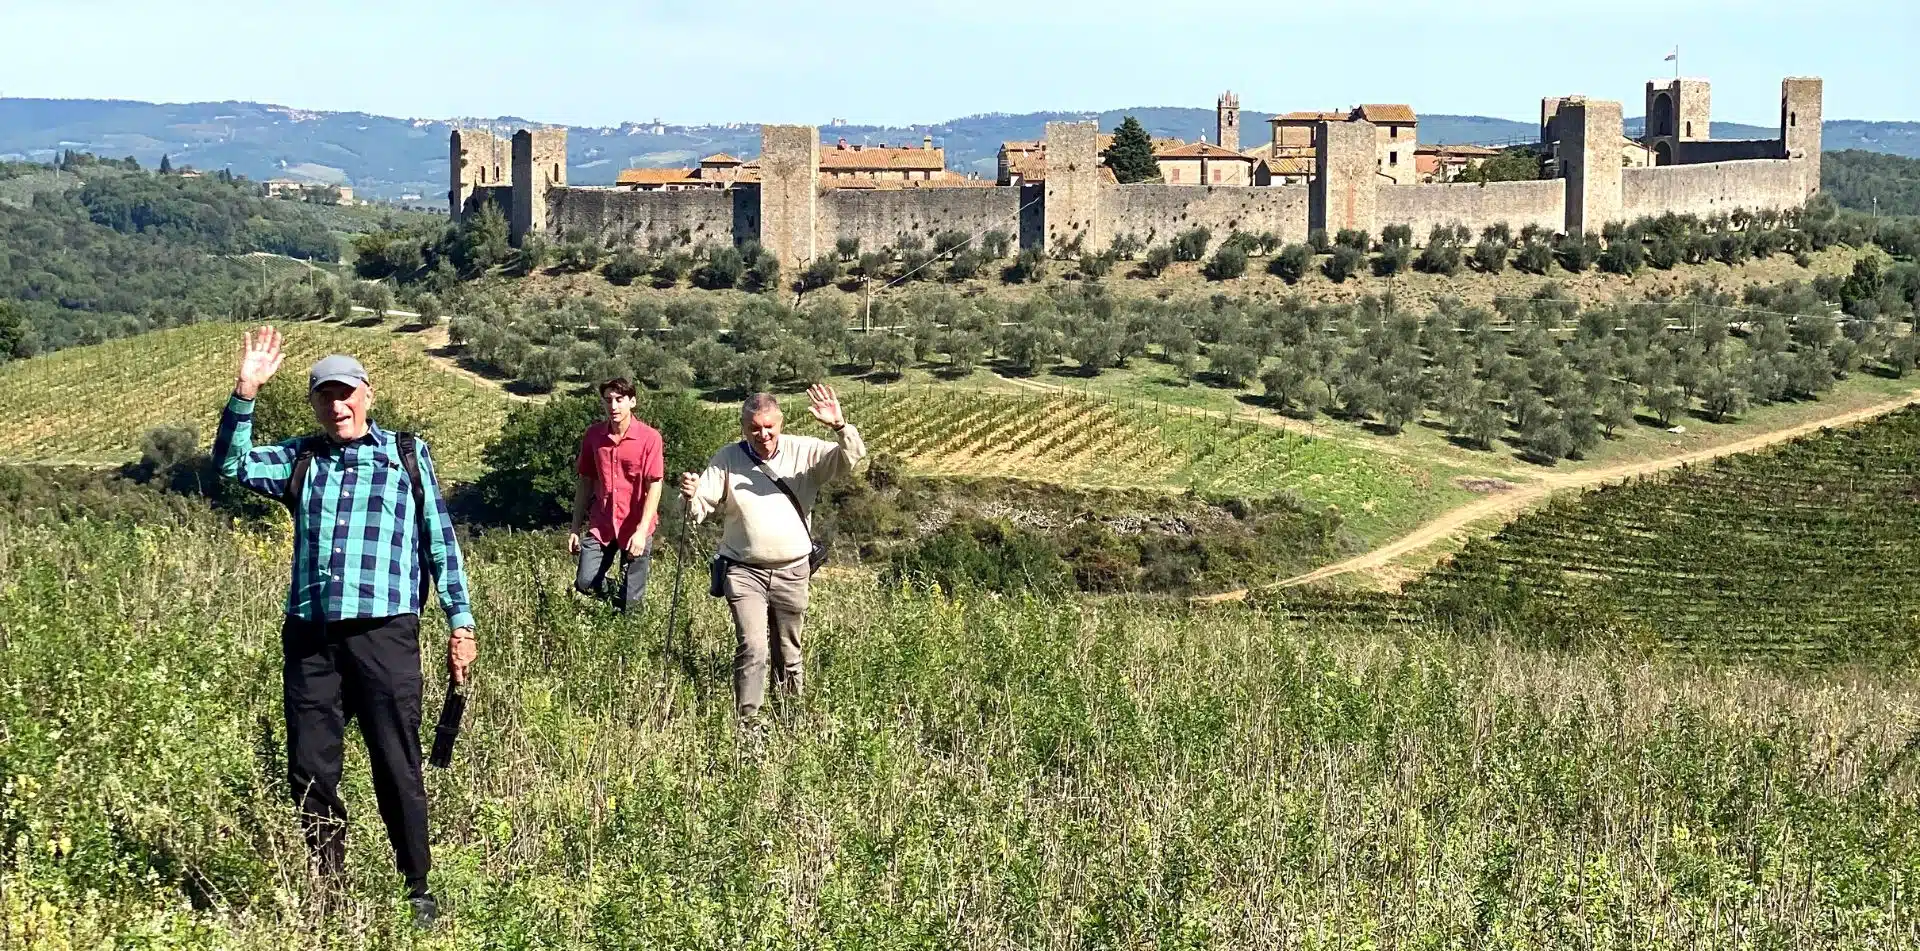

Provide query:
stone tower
left=1311, top=118, right=1377, bottom=237
left=1781, top=77, right=1823, bottom=195
left=757, top=124, right=820, bottom=270
left=1560, top=97, right=1624, bottom=236
left=510, top=128, right=567, bottom=246
left=1043, top=121, right=1104, bottom=255
left=1216, top=91, right=1241, bottom=152
left=449, top=128, right=511, bottom=217
left=1644, top=78, right=1710, bottom=165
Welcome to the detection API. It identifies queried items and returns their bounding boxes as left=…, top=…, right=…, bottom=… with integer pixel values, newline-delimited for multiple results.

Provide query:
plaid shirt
left=215, top=394, right=475, bottom=631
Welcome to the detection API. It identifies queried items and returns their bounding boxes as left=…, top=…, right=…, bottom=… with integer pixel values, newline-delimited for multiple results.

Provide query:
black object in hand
left=428, top=685, right=465, bottom=770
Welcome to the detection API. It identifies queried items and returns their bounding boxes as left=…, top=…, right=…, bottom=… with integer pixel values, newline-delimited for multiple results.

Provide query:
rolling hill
left=4, top=97, right=1915, bottom=201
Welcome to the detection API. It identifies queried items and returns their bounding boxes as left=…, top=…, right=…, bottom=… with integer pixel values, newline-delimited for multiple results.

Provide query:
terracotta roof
left=1416, top=143, right=1498, bottom=157
left=699, top=153, right=743, bottom=165
left=616, top=168, right=698, bottom=185
left=1416, top=154, right=1441, bottom=177
left=1354, top=104, right=1417, bottom=124
left=1272, top=111, right=1345, bottom=123
left=826, top=176, right=1000, bottom=191
left=819, top=144, right=945, bottom=171
left=1154, top=141, right=1256, bottom=160
left=1261, top=156, right=1315, bottom=177
left=1005, top=155, right=1118, bottom=184
left=1000, top=140, right=1044, bottom=152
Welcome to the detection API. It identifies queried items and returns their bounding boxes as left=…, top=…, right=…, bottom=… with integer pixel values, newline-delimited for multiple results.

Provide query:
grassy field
left=1409, top=406, right=1920, bottom=665
left=4, top=501, right=1917, bottom=947
left=0, top=323, right=511, bottom=480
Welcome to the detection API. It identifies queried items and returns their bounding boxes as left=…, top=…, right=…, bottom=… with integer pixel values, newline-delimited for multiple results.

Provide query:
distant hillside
left=3, top=97, right=1914, bottom=201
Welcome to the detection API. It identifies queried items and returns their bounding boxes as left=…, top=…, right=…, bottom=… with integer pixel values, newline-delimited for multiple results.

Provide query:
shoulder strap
left=742, top=441, right=811, bottom=530
left=395, top=432, right=435, bottom=595
left=282, top=436, right=322, bottom=515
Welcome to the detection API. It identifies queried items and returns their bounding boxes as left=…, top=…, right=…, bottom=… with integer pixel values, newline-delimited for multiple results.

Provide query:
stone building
left=1154, top=141, right=1258, bottom=186
left=1216, top=91, right=1241, bottom=152
left=458, top=73, right=1822, bottom=270
left=1415, top=144, right=1499, bottom=182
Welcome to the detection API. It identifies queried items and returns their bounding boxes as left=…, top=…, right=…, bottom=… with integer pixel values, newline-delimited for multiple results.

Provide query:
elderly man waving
left=680, top=384, right=864, bottom=722
left=214, top=327, right=474, bottom=929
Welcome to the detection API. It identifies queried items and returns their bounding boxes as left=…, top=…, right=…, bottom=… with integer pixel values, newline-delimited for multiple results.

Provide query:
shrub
left=1380, top=224, right=1413, bottom=249
left=741, top=241, right=781, bottom=292
left=884, top=518, right=1071, bottom=596
left=1006, top=248, right=1048, bottom=283
left=947, top=249, right=983, bottom=281
left=1270, top=244, right=1313, bottom=284
left=1472, top=237, right=1509, bottom=273
left=1141, top=245, right=1176, bottom=277
left=980, top=230, right=1013, bottom=259
left=1334, top=228, right=1370, bottom=252
left=1078, top=251, right=1115, bottom=280
left=1556, top=234, right=1600, bottom=273
left=1325, top=245, right=1365, bottom=283
left=1374, top=243, right=1411, bottom=277
left=1203, top=244, right=1248, bottom=281
left=802, top=255, right=841, bottom=290
left=652, top=251, right=692, bottom=287
left=1516, top=240, right=1554, bottom=275
left=834, top=236, right=861, bottom=261
left=602, top=247, right=648, bottom=286
left=1599, top=236, right=1645, bottom=275
left=1308, top=228, right=1332, bottom=253
left=1172, top=227, right=1212, bottom=262
left=933, top=230, right=971, bottom=256
left=694, top=246, right=745, bottom=289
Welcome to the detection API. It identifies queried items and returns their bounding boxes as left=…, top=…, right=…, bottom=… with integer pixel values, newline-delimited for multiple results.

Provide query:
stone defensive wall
left=1375, top=179, right=1566, bottom=239
left=546, top=188, right=753, bottom=250
left=1620, top=159, right=1810, bottom=221
left=1100, top=183, right=1312, bottom=247
left=464, top=77, right=1820, bottom=268
left=814, top=186, right=1024, bottom=255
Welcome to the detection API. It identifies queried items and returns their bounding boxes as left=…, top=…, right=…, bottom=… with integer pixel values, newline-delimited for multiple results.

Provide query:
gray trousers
left=722, top=558, right=811, bottom=717
left=575, top=534, right=651, bottom=613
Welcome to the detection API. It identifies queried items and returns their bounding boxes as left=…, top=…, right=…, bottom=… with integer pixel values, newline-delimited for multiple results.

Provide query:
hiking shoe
left=410, top=893, right=439, bottom=930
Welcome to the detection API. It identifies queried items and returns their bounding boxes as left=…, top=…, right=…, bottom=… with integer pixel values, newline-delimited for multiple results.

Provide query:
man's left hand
left=625, top=533, right=649, bottom=559
left=807, top=383, right=845, bottom=430
left=448, top=628, right=477, bottom=686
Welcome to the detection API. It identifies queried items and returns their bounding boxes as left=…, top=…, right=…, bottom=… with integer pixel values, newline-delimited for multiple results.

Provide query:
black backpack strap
left=394, top=432, right=436, bottom=602
left=282, top=436, right=322, bottom=516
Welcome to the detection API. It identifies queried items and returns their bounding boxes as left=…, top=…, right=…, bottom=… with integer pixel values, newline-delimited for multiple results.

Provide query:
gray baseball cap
left=308, top=354, right=369, bottom=392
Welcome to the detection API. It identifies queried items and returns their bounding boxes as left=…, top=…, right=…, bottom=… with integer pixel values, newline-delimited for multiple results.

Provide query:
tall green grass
left=3, top=507, right=1918, bottom=947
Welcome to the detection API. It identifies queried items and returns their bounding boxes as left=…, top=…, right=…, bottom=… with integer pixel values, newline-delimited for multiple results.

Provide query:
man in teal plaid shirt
left=215, top=326, right=476, bottom=928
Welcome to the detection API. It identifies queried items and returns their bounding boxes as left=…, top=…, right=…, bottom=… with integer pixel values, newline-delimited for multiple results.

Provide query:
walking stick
left=663, top=510, right=693, bottom=665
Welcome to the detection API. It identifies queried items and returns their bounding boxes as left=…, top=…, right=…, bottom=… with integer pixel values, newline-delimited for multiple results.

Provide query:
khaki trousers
left=722, top=558, right=811, bottom=716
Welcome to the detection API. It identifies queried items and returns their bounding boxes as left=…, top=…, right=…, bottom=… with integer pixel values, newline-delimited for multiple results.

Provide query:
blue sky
left=1, top=0, right=1913, bottom=125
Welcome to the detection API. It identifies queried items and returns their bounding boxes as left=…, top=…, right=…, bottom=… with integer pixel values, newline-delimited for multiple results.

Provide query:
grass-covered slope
left=1411, top=405, right=1920, bottom=663
left=0, top=322, right=510, bottom=479
left=2, top=496, right=1915, bottom=945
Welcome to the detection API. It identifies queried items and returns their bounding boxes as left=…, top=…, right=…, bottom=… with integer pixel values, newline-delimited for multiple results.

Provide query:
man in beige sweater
left=680, top=384, right=865, bottom=719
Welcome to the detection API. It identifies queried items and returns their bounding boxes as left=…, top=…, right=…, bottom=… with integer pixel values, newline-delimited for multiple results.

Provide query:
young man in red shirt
left=569, top=378, right=665, bottom=613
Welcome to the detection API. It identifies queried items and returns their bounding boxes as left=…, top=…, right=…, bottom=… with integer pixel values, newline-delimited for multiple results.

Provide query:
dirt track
left=1199, top=387, right=1920, bottom=601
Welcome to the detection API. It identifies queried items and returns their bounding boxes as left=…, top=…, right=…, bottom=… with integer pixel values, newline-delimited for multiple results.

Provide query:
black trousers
left=281, top=613, right=431, bottom=897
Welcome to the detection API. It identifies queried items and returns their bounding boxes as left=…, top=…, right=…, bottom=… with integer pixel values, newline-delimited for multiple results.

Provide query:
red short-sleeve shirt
left=576, top=420, right=665, bottom=546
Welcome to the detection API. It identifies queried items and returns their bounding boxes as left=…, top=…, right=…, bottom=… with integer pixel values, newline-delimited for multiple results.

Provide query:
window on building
left=1212, top=166, right=1222, bottom=183
left=553, top=163, right=560, bottom=181
left=1390, top=126, right=1399, bottom=139
left=1790, top=111, right=1797, bottom=127
left=1389, top=151, right=1398, bottom=166
left=1685, top=121, right=1692, bottom=137
left=1171, top=167, right=1180, bottom=183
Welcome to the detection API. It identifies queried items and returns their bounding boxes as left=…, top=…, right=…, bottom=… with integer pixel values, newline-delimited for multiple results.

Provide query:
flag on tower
left=1664, top=48, right=1678, bottom=62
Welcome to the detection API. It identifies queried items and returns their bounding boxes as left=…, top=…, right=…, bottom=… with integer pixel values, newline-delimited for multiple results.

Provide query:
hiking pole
left=663, top=510, right=693, bottom=664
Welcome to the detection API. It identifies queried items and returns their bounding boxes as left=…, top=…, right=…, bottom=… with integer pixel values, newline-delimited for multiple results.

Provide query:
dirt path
left=408, top=324, right=536, bottom=403
left=1201, top=387, right=1920, bottom=601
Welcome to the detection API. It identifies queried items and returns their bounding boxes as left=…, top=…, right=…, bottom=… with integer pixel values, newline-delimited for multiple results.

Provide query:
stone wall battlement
left=465, top=74, right=1821, bottom=265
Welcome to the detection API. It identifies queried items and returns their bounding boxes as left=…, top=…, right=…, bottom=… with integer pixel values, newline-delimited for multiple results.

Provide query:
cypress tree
left=1102, top=116, right=1160, bottom=184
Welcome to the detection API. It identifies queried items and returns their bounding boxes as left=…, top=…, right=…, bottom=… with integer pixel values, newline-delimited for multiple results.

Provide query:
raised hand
left=235, top=326, right=284, bottom=399
left=807, top=383, right=845, bottom=430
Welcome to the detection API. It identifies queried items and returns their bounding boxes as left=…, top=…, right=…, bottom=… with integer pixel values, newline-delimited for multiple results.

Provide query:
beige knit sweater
left=687, top=425, right=866, bottom=566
